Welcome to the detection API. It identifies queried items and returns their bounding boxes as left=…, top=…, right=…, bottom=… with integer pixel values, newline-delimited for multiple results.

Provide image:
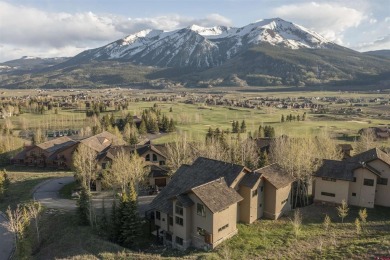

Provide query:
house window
left=197, top=227, right=206, bottom=236
left=175, top=236, right=183, bottom=245
left=352, top=177, right=356, bottom=182
left=175, top=204, right=183, bottom=216
left=377, top=178, right=388, bottom=185
left=169, top=216, right=173, bottom=226
left=352, top=192, right=357, bottom=197
left=159, top=161, right=165, bottom=166
left=165, top=233, right=172, bottom=242
left=145, top=154, right=150, bottom=161
left=281, top=198, right=288, bottom=204
left=153, top=154, right=158, bottom=161
left=175, top=216, right=183, bottom=226
left=252, top=189, right=258, bottom=197
left=321, top=192, right=335, bottom=197
left=156, top=211, right=161, bottom=220
left=363, top=178, right=374, bottom=186
left=218, top=224, right=229, bottom=232
left=322, top=177, right=336, bottom=182
left=259, top=203, right=262, bottom=207
left=197, top=203, right=206, bottom=217
left=260, top=186, right=264, bottom=192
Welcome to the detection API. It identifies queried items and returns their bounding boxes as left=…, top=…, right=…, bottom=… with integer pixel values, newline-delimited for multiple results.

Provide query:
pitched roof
left=149, top=157, right=246, bottom=214
left=191, top=178, right=243, bottom=213
left=255, top=163, right=295, bottom=189
left=349, top=148, right=390, bottom=166
left=315, top=160, right=361, bottom=181
left=175, top=194, right=194, bottom=208
left=240, top=171, right=262, bottom=188
left=80, top=131, right=123, bottom=153
left=37, top=136, right=76, bottom=153
left=149, top=165, right=169, bottom=178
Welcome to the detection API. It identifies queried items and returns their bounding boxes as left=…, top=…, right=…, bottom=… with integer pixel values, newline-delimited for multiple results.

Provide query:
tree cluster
left=281, top=112, right=306, bottom=123
left=231, top=120, right=246, bottom=133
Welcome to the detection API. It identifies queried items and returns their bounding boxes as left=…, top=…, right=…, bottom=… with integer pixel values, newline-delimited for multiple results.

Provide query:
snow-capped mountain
left=69, top=18, right=336, bottom=68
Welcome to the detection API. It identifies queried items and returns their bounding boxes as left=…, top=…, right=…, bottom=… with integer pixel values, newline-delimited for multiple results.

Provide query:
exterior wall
left=368, top=159, right=390, bottom=207
left=25, top=146, right=46, bottom=166
left=172, top=200, right=192, bottom=250
left=274, top=183, right=292, bottom=219
left=188, top=194, right=213, bottom=249
left=348, top=168, right=377, bottom=208
left=142, top=152, right=166, bottom=166
left=263, top=180, right=277, bottom=219
left=314, top=177, right=349, bottom=205
left=50, top=144, right=77, bottom=169
left=154, top=211, right=169, bottom=242
left=211, top=203, right=238, bottom=248
left=238, top=179, right=264, bottom=224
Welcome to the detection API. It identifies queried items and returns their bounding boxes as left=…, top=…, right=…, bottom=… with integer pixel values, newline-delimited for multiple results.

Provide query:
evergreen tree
left=297, top=115, right=300, bottom=122
left=151, top=119, right=160, bottom=134
left=258, top=151, right=269, bottom=168
left=169, top=107, right=173, bottom=112
left=240, top=120, right=247, bottom=133
left=110, top=199, right=121, bottom=242
left=120, top=182, right=141, bottom=247
left=77, top=187, right=91, bottom=226
left=168, top=118, right=175, bottom=132
left=302, top=112, right=306, bottom=121
left=138, top=120, right=147, bottom=135
left=281, top=114, right=285, bottom=123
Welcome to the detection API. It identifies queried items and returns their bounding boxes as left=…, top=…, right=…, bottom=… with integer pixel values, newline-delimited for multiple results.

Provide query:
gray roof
left=255, top=163, right=295, bottom=189
left=149, top=157, right=246, bottom=214
left=191, top=178, right=243, bottom=213
left=315, top=160, right=361, bottom=181
left=240, top=171, right=262, bottom=188
left=315, top=148, right=389, bottom=181
left=175, top=194, right=194, bottom=208
left=349, top=148, right=390, bottom=166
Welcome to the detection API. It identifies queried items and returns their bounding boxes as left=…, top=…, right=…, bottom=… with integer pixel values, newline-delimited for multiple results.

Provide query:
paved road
left=0, top=212, right=14, bottom=260
left=33, top=177, right=77, bottom=210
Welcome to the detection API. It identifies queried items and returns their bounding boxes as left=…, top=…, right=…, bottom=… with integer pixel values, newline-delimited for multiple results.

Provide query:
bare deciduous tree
left=354, top=128, right=376, bottom=154
left=72, top=143, right=98, bottom=191
left=5, top=204, right=29, bottom=251
left=165, top=132, right=196, bottom=174
left=337, top=199, right=349, bottom=223
left=26, top=201, right=42, bottom=244
left=105, top=148, right=147, bottom=194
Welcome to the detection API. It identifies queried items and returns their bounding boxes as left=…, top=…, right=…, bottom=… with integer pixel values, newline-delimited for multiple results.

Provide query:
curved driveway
left=33, top=177, right=77, bottom=210
left=33, top=177, right=155, bottom=215
left=0, top=212, right=14, bottom=260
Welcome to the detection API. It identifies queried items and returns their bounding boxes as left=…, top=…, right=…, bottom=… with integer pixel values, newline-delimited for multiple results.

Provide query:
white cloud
left=272, top=2, right=366, bottom=44
left=356, top=34, right=390, bottom=51
left=0, top=1, right=231, bottom=62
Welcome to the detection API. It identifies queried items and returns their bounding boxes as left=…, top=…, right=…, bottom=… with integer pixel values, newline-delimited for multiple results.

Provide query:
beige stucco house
left=149, top=158, right=295, bottom=250
left=314, top=148, right=390, bottom=208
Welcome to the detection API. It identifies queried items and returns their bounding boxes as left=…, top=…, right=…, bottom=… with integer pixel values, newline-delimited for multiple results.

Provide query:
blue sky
left=0, top=0, right=389, bottom=61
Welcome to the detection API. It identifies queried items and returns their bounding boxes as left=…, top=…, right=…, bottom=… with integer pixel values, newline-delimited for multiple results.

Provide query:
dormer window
left=145, top=154, right=150, bottom=161
left=153, top=153, right=158, bottom=161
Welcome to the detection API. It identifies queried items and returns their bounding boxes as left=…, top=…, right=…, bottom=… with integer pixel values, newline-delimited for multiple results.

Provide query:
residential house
left=12, top=131, right=124, bottom=170
left=314, top=148, right=390, bottom=208
left=98, top=143, right=169, bottom=187
left=148, top=157, right=294, bottom=250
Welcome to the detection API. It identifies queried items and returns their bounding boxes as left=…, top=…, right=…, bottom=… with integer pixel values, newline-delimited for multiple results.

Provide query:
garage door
left=155, top=178, right=166, bottom=187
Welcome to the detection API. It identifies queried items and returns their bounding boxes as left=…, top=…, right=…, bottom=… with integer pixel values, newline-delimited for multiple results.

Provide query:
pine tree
left=168, top=118, right=175, bottom=132
left=77, top=187, right=91, bottom=226
left=240, top=120, right=247, bottom=133
left=110, top=199, right=121, bottom=242
left=120, top=182, right=141, bottom=247
left=258, top=151, right=269, bottom=168
left=297, top=115, right=300, bottom=122
left=138, top=120, right=147, bottom=135
left=302, top=112, right=306, bottom=121
left=281, top=114, right=285, bottom=123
